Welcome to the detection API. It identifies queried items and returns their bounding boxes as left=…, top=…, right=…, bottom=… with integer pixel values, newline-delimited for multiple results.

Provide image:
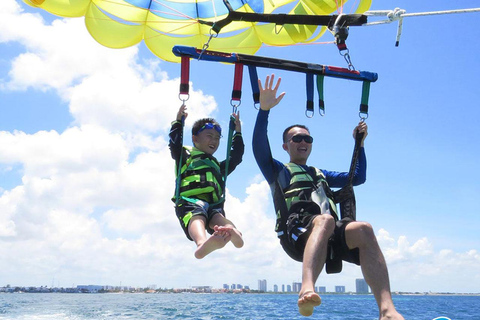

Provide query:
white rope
left=362, top=7, right=480, bottom=46
left=363, top=7, right=480, bottom=26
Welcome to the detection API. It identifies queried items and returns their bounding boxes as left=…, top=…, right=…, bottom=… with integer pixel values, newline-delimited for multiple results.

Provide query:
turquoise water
left=0, top=293, right=478, bottom=319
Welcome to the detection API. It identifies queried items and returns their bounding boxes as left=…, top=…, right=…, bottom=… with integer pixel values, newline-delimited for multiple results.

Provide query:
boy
left=169, top=104, right=244, bottom=259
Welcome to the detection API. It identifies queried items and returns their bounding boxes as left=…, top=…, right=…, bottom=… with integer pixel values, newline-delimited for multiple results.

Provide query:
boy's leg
left=209, top=213, right=244, bottom=248
left=189, top=215, right=229, bottom=259
left=345, top=221, right=405, bottom=320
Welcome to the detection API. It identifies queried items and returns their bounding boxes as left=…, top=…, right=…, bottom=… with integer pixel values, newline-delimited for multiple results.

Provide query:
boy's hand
left=177, top=104, right=188, bottom=121
left=233, top=111, right=241, bottom=133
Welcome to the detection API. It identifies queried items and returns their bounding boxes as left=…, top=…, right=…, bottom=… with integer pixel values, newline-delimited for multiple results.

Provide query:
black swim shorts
left=280, top=206, right=360, bottom=266
left=175, top=199, right=225, bottom=241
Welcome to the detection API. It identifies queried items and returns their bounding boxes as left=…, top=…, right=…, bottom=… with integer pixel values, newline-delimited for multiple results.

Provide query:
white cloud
left=377, top=229, right=480, bottom=293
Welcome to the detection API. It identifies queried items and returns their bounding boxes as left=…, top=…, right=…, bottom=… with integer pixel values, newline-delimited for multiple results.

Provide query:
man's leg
left=298, top=214, right=335, bottom=316
left=345, top=221, right=405, bottom=320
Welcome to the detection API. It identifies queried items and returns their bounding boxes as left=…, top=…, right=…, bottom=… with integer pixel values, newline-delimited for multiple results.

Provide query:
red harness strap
left=231, top=63, right=244, bottom=105
left=179, top=56, right=190, bottom=99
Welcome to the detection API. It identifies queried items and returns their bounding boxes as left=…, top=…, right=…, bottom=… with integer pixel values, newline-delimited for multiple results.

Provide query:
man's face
left=193, top=128, right=221, bottom=155
left=282, top=127, right=313, bottom=165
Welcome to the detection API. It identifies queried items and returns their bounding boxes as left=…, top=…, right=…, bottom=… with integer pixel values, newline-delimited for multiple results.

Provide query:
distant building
left=287, top=285, right=292, bottom=292
left=223, top=284, right=229, bottom=290
left=192, top=286, right=212, bottom=293
left=231, top=284, right=236, bottom=290
left=282, top=284, right=285, bottom=292
left=335, top=286, right=345, bottom=293
left=356, top=278, right=369, bottom=294
left=273, top=284, right=278, bottom=292
left=258, top=279, right=267, bottom=292
left=292, top=282, right=301, bottom=293
left=318, top=286, right=326, bottom=293
left=77, top=285, right=104, bottom=293
left=237, top=284, right=243, bottom=289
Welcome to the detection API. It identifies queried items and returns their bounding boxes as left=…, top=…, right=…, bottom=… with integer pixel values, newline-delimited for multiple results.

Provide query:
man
left=252, top=74, right=404, bottom=319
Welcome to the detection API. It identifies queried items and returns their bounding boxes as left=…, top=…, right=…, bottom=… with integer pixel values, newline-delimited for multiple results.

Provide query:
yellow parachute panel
left=23, top=0, right=372, bottom=62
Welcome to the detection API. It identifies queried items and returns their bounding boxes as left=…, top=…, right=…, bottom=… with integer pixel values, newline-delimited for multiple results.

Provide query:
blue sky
left=0, top=0, right=479, bottom=294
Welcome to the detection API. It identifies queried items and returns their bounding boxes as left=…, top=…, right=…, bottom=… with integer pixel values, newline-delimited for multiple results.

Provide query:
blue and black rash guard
left=252, top=109, right=366, bottom=193
left=169, top=120, right=245, bottom=203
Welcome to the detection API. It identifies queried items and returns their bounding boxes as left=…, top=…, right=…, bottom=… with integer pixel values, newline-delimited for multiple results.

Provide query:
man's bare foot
left=194, top=232, right=229, bottom=259
left=380, top=311, right=405, bottom=320
left=298, top=291, right=321, bottom=317
left=215, top=225, right=244, bottom=248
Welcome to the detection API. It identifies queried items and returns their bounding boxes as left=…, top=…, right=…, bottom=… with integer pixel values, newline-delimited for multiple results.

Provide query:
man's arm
left=323, top=147, right=367, bottom=188
left=253, top=109, right=281, bottom=184
left=253, top=74, right=287, bottom=184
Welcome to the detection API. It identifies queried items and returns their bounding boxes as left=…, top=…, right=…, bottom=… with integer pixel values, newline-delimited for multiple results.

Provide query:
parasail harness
left=173, top=40, right=376, bottom=274
left=174, top=58, right=238, bottom=207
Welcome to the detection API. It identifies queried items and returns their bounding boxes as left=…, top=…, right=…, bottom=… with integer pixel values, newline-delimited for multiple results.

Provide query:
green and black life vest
left=174, top=146, right=225, bottom=205
left=274, top=163, right=338, bottom=234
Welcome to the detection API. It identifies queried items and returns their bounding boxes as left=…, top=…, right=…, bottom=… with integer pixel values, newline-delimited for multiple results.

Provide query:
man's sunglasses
left=290, top=134, right=314, bottom=144
left=196, top=123, right=222, bottom=135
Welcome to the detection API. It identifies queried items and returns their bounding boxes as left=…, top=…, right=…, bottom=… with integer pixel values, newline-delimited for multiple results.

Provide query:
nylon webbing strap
left=360, top=81, right=370, bottom=119
left=316, top=75, right=325, bottom=116
left=248, top=66, right=260, bottom=105
left=347, top=131, right=365, bottom=185
left=306, top=73, right=314, bottom=117
left=216, top=115, right=236, bottom=206
left=180, top=56, right=190, bottom=96
left=174, top=116, right=185, bottom=205
left=232, top=63, right=244, bottom=103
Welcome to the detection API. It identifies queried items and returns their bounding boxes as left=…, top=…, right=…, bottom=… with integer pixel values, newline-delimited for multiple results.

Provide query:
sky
left=0, top=0, right=479, bottom=294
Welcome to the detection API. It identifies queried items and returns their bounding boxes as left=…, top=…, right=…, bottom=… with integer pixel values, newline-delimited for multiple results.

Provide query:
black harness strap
left=198, top=0, right=368, bottom=34
left=332, top=130, right=365, bottom=221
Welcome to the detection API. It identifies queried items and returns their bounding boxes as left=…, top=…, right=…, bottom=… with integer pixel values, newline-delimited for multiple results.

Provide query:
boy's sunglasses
left=290, top=134, right=314, bottom=144
left=197, top=123, right=222, bottom=135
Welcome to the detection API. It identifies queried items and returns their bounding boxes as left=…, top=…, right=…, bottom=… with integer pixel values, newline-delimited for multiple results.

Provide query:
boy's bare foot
left=215, top=225, right=244, bottom=248
left=194, top=232, right=229, bottom=259
left=298, top=291, right=321, bottom=317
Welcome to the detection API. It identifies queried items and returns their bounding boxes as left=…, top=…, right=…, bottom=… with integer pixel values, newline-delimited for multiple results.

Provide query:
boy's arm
left=169, top=120, right=183, bottom=163
left=223, top=132, right=244, bottom=175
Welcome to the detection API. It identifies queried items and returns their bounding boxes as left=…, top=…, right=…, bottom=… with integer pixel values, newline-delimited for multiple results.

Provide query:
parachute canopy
left=24, top=0, right=372, bottom=62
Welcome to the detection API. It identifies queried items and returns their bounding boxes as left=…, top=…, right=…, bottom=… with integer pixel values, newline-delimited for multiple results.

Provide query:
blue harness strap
left=248, top=65, right=260, bottom=106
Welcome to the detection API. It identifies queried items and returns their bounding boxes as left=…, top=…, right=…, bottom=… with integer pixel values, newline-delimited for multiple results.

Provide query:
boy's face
left=193, top=128, right=221, bottom=155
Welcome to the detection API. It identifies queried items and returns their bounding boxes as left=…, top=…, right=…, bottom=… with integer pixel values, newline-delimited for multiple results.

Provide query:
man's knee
left=346, top=221, right=377, bottom=248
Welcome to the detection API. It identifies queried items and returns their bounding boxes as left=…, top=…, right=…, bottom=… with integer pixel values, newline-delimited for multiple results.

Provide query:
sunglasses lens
left=291, top=136, right=301, bottom=143
left=291, top=135, right=313, bottom=143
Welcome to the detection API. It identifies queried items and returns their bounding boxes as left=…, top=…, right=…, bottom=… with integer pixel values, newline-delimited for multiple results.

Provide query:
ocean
left=0, top=293, right=478, bottom=320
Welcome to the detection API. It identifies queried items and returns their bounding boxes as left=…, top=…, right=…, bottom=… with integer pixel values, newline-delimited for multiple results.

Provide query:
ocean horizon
left=0, top=292, right=478, bottom=319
